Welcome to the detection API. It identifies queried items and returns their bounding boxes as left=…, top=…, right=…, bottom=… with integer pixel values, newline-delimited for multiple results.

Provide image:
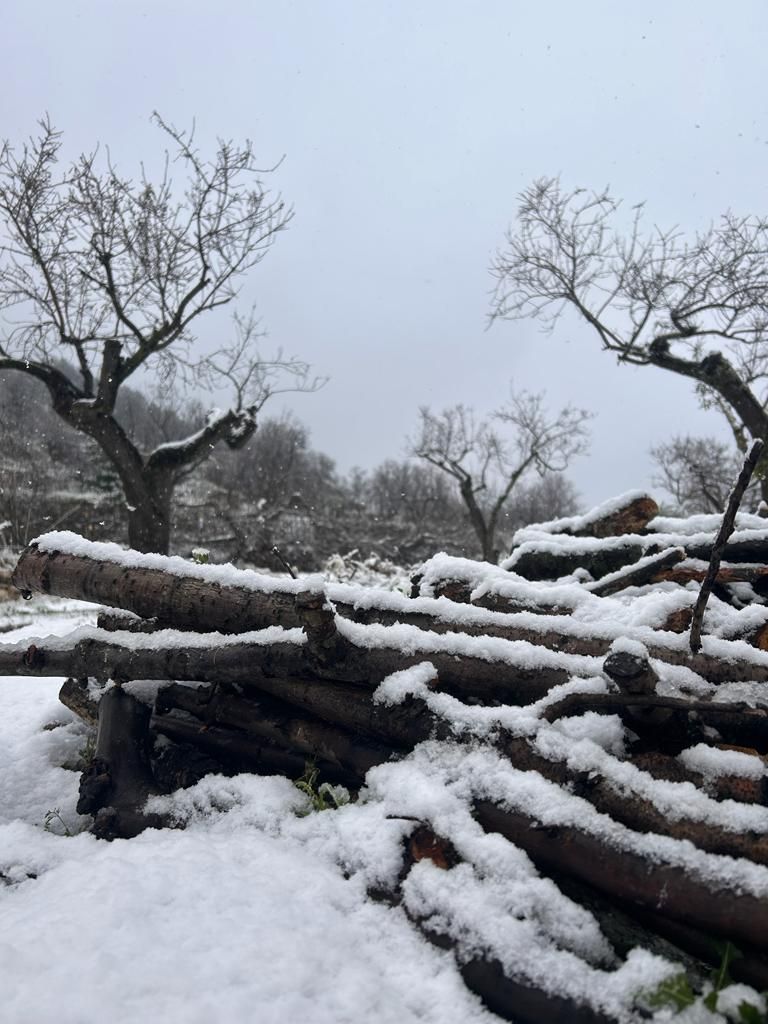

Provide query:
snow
left=0, top=603, right=497, bottom=1024
left=2, top=586, right=767, bottom=1021
left=34, top=530, right=325, bottom=595
left=679, top=743, right=767, bottom=781
left=508, top=490, right=653, bottom=539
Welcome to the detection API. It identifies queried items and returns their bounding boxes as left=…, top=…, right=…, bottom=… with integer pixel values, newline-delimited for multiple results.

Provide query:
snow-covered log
left=473, top=800, right=768, bottom=948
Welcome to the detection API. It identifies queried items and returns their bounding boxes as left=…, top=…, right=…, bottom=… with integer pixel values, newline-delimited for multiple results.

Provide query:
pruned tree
left=490, top=178, right=768, bottom=498
left=0, top=115, right=320, bottom=553
left=409, top=390, right=590, bottom=561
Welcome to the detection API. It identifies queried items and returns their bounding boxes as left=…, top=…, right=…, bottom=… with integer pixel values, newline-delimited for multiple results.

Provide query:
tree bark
left=473, top=800, right=768, bottom=948
left=17, top=539, right=768, bottom=685
left=155, top=683, right=398, bottom=782
left=78, top=686, right=163, bottom=839
left=571, top=494, right=659, bottom=538
left=0, top=629, right=577, bottom=704
left=586, top=547, right=686, bottom=597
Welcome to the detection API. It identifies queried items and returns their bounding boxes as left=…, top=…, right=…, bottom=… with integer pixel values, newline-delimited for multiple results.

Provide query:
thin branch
left=689, top=438, right=764, bottom=652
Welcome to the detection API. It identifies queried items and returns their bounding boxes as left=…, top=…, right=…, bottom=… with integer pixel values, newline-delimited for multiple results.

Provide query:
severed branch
left=689, top=438, right=765, bottom=653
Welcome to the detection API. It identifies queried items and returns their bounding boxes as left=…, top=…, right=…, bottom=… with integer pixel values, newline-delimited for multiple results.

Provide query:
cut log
left=78, top=686, right=162, bottom=840
left=507, top=534, right=768, bottom=582
left=0, top=627, right=581, bottom=704
left=508, top=542, right=651, bottom=582
left=194, top=676, right=436, bottom=749
left=20, top=536, right=768, bottom=685
left=12, top=537, right=315, bottom=633
left=495, top=734, right=768, bottom=865
left=151, top=714, right=357, bottom=787
left=586, top=547, right=686, bottom=597
left=473, top=800, right=768, bottom=948
left=155, top=684, right=397, bottom=781
left=571, top=493, right=659, bottom=539
left=59, top=677, right=99, bottom=726
left=541, top=691, right=768, bottom=751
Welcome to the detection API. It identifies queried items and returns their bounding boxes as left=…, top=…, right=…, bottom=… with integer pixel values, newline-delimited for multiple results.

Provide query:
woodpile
left=4, top=487, right=768, bottom=1021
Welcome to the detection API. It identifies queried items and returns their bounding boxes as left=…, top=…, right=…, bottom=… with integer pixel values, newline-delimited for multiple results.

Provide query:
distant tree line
left=0, top=369, right=586, bottom=568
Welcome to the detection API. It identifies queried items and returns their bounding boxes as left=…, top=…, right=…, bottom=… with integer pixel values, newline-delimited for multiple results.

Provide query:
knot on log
left=295, top=587, right=351, bottom=668
left=603, top=644, right=658, bottom=696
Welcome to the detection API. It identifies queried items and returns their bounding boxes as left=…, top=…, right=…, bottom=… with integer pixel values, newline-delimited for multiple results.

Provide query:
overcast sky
left=3, top=2, right=768, bottom=507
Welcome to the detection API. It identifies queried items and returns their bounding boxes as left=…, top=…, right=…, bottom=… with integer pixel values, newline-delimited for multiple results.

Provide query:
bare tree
left=0, top=115, right=320, bottom=552
left=650, top=435, right=761, bottom=516
left=410, top=390, right=590, bottom=561
left=490, top=178, right=768, bottom=498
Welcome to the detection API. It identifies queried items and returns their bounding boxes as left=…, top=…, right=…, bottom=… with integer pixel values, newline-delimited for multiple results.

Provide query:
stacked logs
left=3, top=510, right=768, bottom=1022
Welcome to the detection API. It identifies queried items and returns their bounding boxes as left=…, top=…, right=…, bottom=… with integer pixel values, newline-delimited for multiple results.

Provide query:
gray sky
left=3, top=2, right=768, bottom=506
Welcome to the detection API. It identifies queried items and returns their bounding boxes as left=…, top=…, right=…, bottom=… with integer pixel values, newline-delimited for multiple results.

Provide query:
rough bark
left=0, top=627, right=579, bottom=704
left=15, top=540, right=768, bottom=685
left=155, top=683, right=398, bottom=781
left=13, top=540, right=306, bottom=631
left=151, top=714, right=357, bottom=787
left=509, top=533, right=768, bottom=581
left=571, top=494, right=659, bottom=539
left=59, top=677, right=99, bottom=726
left=495, top=734, right=768, bottom=865
left=473, top=800, right=768, bottom=948
left=78, top=686, right=162, bottom=839
left=168, top=676, right=436, bottom=749
left=586, top=547, right=686, bottom=597
left=541, top=691, right=768, bottom=751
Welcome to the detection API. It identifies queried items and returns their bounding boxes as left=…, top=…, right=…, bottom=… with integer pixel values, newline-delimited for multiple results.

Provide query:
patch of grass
left=642, top=941, right=767, bottom=1022
left=43, top=807, right=73, bottom=837
left=77, top=733, right=97, bottom=770
left=294, top=762, right=350, bottom=815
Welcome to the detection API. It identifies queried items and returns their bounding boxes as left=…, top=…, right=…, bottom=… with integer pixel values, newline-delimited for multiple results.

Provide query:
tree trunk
left=126, top=483, right=172, bottom=555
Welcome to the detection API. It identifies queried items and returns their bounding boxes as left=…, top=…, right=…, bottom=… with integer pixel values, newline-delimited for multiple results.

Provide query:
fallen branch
left=690, top=438, right=765, bottom=653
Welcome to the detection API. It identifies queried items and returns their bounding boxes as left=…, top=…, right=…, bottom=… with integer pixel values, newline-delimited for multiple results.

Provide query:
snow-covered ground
left=2, top=596, right=765, bottom=1023
left=0, top=598, right=496, bottom=1024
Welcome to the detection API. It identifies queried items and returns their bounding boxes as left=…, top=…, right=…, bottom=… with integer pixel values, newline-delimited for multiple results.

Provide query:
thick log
left=473, top=800, right=768, bottom=948
left=17, top=537, right=768, bottom=685
left=151, top=713, right=357, bottom=787
left=78, top=686, right=162, bottom=840
left=496, top=734, right=768, bottom=865
left=508, top=532, right=768, bottom=582
left=13, top=536, right=314, bottom=632
left=396, top=826, right=615, bottom=1024
left=0, top=627, right=579, bottom=704
left=508, top=542, right=651, bottom=582
left=625, top=906, right=768, bottom=992
left=571, top=493, right=659, bottom=539
left=59, top=677, right=99, bottom=726
left=155, top=683, right=397, bottom=781
left=542, top=691, right=768, bottom=752
left=231, top=675, right=436, bottom=748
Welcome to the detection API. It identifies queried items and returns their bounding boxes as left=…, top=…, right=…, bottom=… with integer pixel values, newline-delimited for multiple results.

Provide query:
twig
left=271, top=545, right=297, bottom=579
left=541, top=690, right=767, bottom=723
left=689, top=438, right=764, bottom=654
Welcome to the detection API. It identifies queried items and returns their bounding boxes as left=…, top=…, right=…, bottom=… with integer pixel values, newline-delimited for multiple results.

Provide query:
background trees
left=0, top=116, right=317, bottom=553
left=410, top=390, right=590, bottom=561
left=650, top=435, right=762, bottom=516
left=491, top=178, right=768, bottom=498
